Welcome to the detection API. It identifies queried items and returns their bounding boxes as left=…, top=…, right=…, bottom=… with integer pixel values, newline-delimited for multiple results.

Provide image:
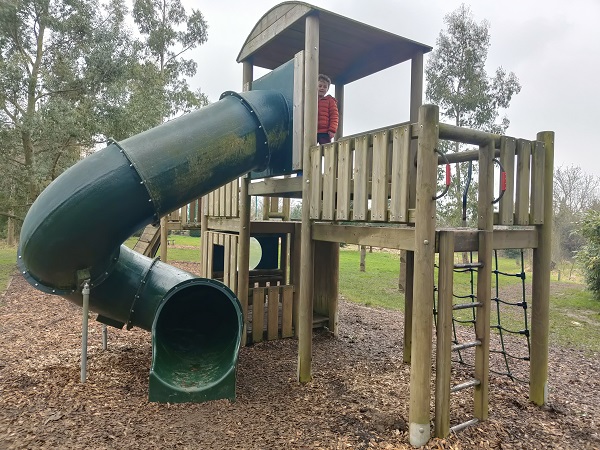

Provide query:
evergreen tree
left=426, top=4, right=521, bottom=226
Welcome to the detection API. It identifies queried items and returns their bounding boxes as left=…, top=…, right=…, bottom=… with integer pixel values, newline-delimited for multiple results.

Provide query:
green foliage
left=130, top=0, right=209, bottom=126
left=0, top=0, right=136, bottom=231
left=575, top=209, right=600, bottom=298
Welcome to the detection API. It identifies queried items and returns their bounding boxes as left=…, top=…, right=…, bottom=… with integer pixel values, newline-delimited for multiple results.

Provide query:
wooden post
left=402, top=51, right=424, bottom=361
left=474, top=142, right=494, bottom=421
left=298, top=13, right=319, bottom=382
left=359, top=245, right=366, bottom=272
left=435, top=231, right=454, bottom=438
left=313, top=241, right=339, bottom=335
left=7, top=211, right=15, bottom=246
left=291, top=222, right=302, bottom=336
left=530, top=131, right=554, bottom=405
left=403, top=250, right=414, bottom=363
left=236, top=60, right=253, bottom=347
left=335, top=83, right=344, bottom=139
left=408, top=104, right=438, bottom=448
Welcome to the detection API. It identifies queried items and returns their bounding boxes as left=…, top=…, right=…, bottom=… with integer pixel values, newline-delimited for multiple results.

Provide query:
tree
left=131, top=0, right=209, bottom=127
left=0, top=0, right=135, bottom=233
left=130, top=0, right=210, bottom=261
left=426, top=4, right=521, bottom=226
left=553, top=165, right=600, bottom=261
left=0, top=0, right=211, bottom=242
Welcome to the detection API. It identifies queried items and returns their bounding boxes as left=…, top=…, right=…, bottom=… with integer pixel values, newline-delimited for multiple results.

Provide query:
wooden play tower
left=170, top=3, right=553, bottom=447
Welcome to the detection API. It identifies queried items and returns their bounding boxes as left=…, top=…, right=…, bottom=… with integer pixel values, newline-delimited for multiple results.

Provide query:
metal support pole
left=81, top=280, right=90, bottom=383
left=102, top=324, right=108, bottom=350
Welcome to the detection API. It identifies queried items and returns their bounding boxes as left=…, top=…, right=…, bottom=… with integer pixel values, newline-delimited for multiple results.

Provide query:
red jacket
left=318, top=95, right=339, bottom=135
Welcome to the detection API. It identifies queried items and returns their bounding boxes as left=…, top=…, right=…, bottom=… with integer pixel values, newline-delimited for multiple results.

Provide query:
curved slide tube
left=17, top=90, right=290, bottom=402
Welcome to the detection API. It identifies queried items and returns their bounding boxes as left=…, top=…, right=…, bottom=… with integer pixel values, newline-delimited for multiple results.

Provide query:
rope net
left=434, top=249, right=531, bottom=383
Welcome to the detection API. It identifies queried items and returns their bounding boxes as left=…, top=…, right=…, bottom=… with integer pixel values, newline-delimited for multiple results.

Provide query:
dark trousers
left=317, top=133, right=331, bottom=145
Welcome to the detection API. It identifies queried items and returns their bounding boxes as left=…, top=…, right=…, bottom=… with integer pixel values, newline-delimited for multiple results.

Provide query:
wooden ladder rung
left=450, top=379, right=481, bottom=393
left=452, top=340, right=481, bottom=352
left=450, top=418, right=479, bottom=434
left=453, top=262, right=484, bottom=269
left=453, top=302, right=482, bottom=311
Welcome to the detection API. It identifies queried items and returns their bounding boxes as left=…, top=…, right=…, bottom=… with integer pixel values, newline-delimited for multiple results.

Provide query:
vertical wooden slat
left=435, top=231, right=454, bottom=439
left=223, top=234, right=231, bottom=289
left=225, top=182, right=232, bottom=217
left=390, top=125, right=411, bottom=222
left=252, top=288, right=265, bottom=343
left=229, top=235, right=238, bottom=295
left=498, top=137, right=516, bottom=225
left=309, top=145, right=322, bottom=219
left=336, top=138, right=352, bottom=221
left=322, top=142, right=337, bottom=220
left=530, top=141, right=545, bottom=224
left=371, top=130, right=389, bottom=221
left=515, top=139, right=531, bottom=225
left=200, top=228, right=208, bottom=277
left=353, top=135, right=369, bottom=220
left=206, top=232, right=214, bottom=279
left=219, top=186, right=226, bottom=217
left=232, top=179, right=239, bottom=218
left=267, top=286, right=280, bottom=340
left=281, top=285, right=294, bottom=338
left=200, top=195, right=208, bottom=276
left=208, top=190, right=214, bottom=217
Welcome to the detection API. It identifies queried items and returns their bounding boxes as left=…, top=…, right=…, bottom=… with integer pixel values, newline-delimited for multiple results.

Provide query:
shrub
left=575, top=209, right=600, bottom=299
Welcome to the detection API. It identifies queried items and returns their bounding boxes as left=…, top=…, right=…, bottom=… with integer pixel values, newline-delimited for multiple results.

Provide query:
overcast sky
left=183, top=0, right=600, bottom=176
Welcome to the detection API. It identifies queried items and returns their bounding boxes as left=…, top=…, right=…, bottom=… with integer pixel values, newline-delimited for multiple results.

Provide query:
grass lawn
left=339, top=247, right=600, bottom=353
left=0, top=244, right=17, bottom=297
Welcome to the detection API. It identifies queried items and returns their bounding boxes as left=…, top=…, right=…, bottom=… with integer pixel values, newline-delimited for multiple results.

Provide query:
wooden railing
left=307, top=122, right=548, bottom=226
left=309, top=125, right=412, bottom=223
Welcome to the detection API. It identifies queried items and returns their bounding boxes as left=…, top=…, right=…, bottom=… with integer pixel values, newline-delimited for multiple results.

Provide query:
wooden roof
left=237, top=2, right=432, bottom=85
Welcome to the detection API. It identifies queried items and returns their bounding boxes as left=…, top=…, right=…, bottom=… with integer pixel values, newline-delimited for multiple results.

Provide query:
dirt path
left=0, top=269, right=598, bottom=449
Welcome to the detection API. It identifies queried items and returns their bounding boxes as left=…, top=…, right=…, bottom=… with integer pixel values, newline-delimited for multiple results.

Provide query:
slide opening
left=152, top=282, right=242, bottom=390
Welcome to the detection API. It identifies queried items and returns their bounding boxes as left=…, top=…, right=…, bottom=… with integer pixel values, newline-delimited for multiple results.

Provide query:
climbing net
left=434, top=249, right=531, bottom=383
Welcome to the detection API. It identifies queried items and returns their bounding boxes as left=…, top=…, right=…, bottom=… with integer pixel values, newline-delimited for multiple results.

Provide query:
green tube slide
left=17, top=89, right=291, bottom=403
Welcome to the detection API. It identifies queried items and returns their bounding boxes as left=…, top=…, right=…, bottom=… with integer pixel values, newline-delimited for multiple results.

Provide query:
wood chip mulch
left=0, top=263, right=598, bottom=449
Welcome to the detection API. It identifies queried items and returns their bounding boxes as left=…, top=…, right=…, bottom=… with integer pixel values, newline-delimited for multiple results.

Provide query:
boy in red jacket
left=317, top=74, right=339, bottom=144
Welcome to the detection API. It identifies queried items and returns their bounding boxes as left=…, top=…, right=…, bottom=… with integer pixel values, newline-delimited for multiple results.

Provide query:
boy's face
left=318, top=80, right=330, bottom=97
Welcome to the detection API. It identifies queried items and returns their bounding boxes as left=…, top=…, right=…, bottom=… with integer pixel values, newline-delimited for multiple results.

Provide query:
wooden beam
left=438, top=123, right=502, bottom=147
left=248, top=176, right=303, bottom=197
left=312, top=223, right=415, bottom=250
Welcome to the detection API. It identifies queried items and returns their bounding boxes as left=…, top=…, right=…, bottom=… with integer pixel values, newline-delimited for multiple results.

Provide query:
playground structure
left=16, top=3, right=553, bottom=448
